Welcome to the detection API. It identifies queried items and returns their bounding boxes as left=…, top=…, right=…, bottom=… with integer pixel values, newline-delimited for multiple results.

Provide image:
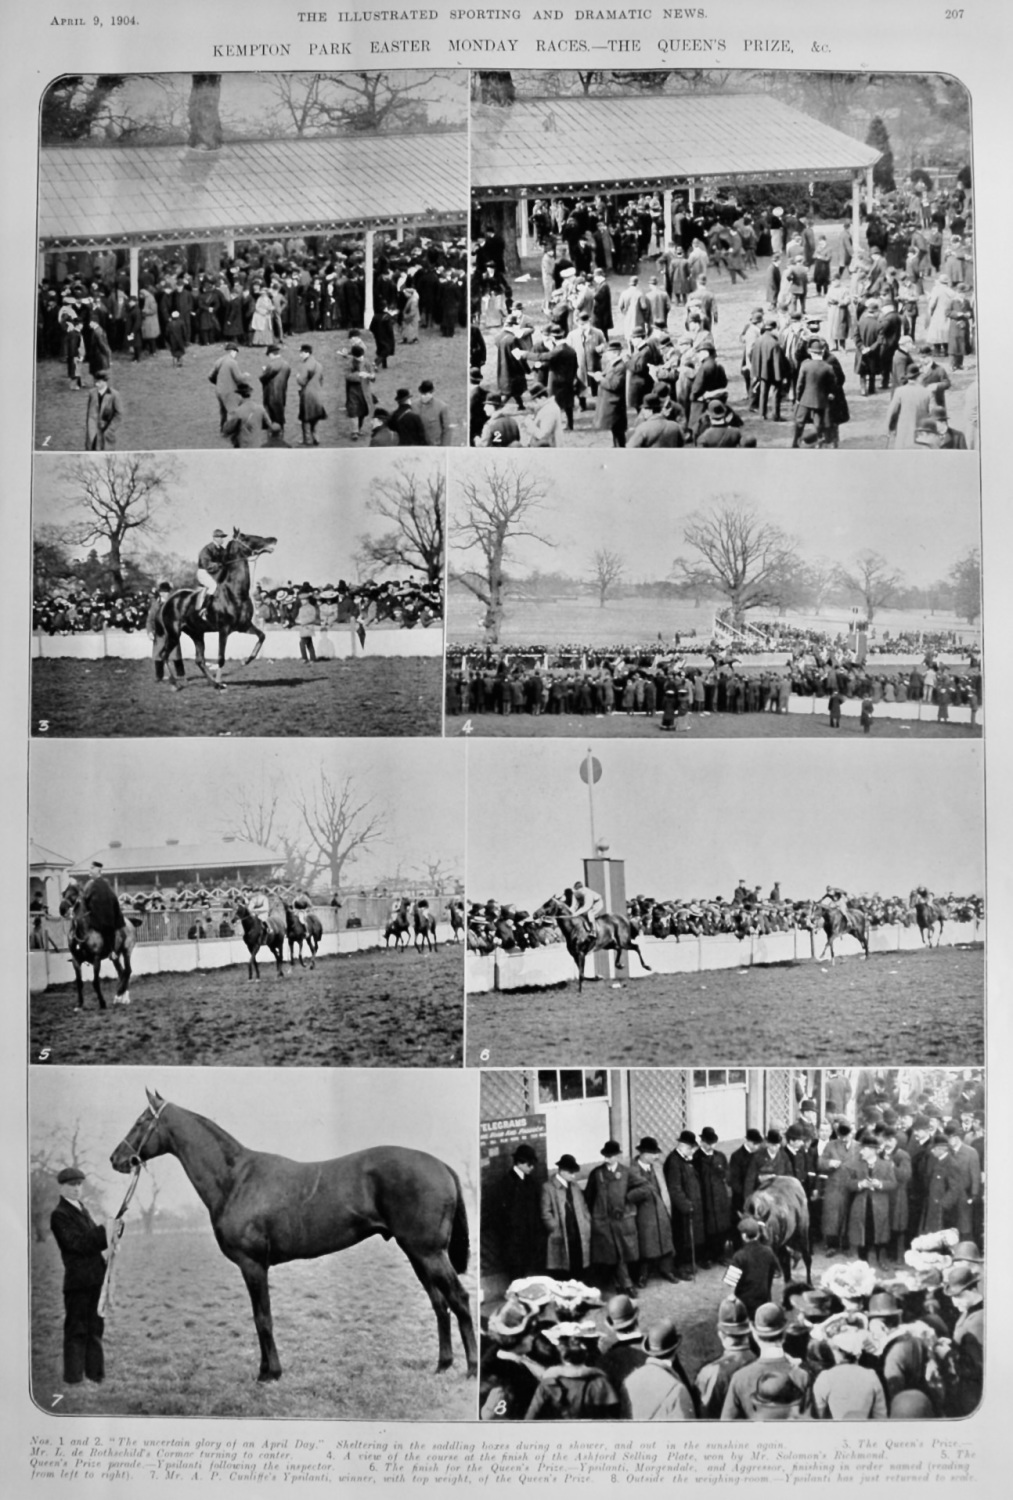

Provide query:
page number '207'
left=945, top=8, right=964, bottom=15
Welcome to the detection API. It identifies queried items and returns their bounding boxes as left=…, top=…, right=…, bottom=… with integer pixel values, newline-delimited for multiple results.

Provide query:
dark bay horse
left=811, top=902, right=871, bottom=963
left=153, top=528, right=277, bottom=691
left=449, top=900, right=465, bottom=943
left=413, top=900, right=438, bottom=954
left=111, top=1091, right=477, bottom=1381
left=745, top=1175, right=812, bottom=1286
left=912, top=893, right=947, bottom=946
left=59, top=880, right=136, bottom=1008
left=536, top=895, right=651, bottom=994
left=385, top=898, right=412, bottom=951
left=233, top=903, right=285, bottom=980
left=287, top=905, right=323, bottom=969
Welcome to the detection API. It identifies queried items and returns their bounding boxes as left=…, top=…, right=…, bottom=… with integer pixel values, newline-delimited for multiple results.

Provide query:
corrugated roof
left=472, top=93, right=880, bottom=194
left=70, top=841, right=281, bottom=875
left=39, top=129, right=468, bottom=248
left=29, top=841, right=74, bottom=868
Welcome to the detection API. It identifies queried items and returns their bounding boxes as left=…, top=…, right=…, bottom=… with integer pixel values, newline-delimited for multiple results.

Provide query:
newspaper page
left=1, top=2, right=1009, bottom=1497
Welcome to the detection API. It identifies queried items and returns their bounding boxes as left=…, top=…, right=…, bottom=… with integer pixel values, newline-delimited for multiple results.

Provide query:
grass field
left=31, top=1226, right=476, bottom=1420
left=477, top=234, right=978, bottom=450
left=36, top=326, right=465, bottom=451
left=446, top=709, right=978, bottom=740
left=31, top=656, right=443, bottom=737
left=466, top=945, right=984, bottom=1067
left=31, top=944, right=464, bottom=1068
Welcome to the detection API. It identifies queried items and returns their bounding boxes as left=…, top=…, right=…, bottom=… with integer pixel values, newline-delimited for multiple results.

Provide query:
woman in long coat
left=250, top=286, right=275, bottom=346
left=819, top=1122, right=860, bottom=1254
left=295, top=343, right=328, bottom=445
left=925, top=275, right=953, bottom=351
left=140, top=287, right=160, bottom=354
left=843, top=1138, right=896, bottom=1265
left=342, top=341, right=375, bottom=440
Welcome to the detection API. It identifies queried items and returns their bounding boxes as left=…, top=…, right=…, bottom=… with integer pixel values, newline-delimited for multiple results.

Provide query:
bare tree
left=30, top=1121, right=106, bottom=1242
left=804, top=558, right=839, bottom=616
left=414, top=856, right=458, bottom=894
left=359, top=461, right=444, bottom=584
left=294, top=771, right=386, bottom=894
left=451, top=463, right=552, bottom=643
left=135, top=1177, right=161, bottom=1237
left=949, top=547, right=981, bottom=625
left=268, top=71, right=444, bottom=136
left=591, top=548, right=625, bottom=607
left=56, top=453, right=179, bottom=595
left=221, top=779, right=310, bottom=886
left=836, top=549, right=904, bottom=623
left=672, top=498, right=802, bottom=627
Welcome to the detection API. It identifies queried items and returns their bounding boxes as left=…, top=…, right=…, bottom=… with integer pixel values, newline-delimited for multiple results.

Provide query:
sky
left=33, top=450, right=444, bottom=588
left=31, top=1066, right=476, bottom=1217
left=31, top=738, right=465, bottom=884
left=449, top=450, right=981, bottom=588
left=465, top=739, right=984, bottom=904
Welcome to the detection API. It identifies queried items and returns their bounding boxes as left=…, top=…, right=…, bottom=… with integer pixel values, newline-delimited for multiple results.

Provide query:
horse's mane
left=173, top=1105, right=247, bottom=1165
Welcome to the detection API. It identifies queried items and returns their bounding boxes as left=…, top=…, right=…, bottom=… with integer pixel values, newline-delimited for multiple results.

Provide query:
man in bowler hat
left=49, top=1167, right=121, bottom=1385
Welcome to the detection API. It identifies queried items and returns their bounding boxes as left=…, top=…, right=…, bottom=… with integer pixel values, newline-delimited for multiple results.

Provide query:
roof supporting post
left=517, top=193, right=529, bottom=259
left=687, top=177, right=696, bottom=210
left=395, top=219, right=404, bottom=244
left=129, top=245, right=139, bottom=298
left=363, top=227, right=375, bottom=331
left=865, top=164, right=874, bottom=212
left=225, top=236, right=235, bottom=260
left=663, top=188, right=673, bottom=251
left=851, top=173, right=861, bottom=259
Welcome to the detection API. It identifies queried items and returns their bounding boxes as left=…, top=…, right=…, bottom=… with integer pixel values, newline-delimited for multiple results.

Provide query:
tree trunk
left=108, top=540, right=125, bottom=596
left=476, top=71, right=515, bottom=105
left=188, top=74, right=224, bottom=151
left=481, top=200, right=521, bottom=276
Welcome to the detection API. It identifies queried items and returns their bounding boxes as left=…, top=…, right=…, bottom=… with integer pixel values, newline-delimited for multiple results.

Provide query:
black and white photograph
left=464, top=738, right=983, bottom=1066
left=29, top=737, right=465, bottom=1067
left=444, top=451, right=982, bottom=738
left=36, top=72, right=468, bottom=452
left=470, top=71, right=976, bottom=451
left=30, top=1066, right=477, bottom=1419
left=31, top=448, right=445, bottom=736
left=479, top=1065, right=983, bottom=1420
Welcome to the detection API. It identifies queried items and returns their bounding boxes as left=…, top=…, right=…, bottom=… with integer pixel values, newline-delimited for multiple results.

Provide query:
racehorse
left=413, top=900, right=439, bottom=955
left=449, top=900, right=465, bottom=943
left=58, top=880, right=136, bottom=1008
left=536, top=895, right=652, bottom=994
left=286, top=905, right=323, bottom=969
left=152, top=528, right=277, bottom=691
left=233, top=903, right=285, bottom=980
left=811, top=902, right=871, bottom=963
left=745, top=1175, right=813, bottom=1286
left=110, top=1091, right=477, bottom=1382
left=912, top=893, right=947, bottom=947
left=384, top=897, right=412, bottom=951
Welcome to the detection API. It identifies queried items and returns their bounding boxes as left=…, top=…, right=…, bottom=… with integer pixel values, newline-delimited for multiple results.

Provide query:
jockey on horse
left=820, top=885, right=852, bottom=924
left=153, top=525, right=276, bottom=690
left=565, top=880, right=604, bottom=942
left=195, top=528, right=229, bottom=621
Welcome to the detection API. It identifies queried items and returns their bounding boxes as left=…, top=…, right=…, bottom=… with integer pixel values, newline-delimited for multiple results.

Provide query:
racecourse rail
left=465, top=919, right=984, bottom=994
left=32, top=627, right=442, bottom=661
left=29, top=919, right=457, bottom=994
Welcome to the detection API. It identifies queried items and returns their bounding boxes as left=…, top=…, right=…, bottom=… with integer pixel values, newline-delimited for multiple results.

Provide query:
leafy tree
left=40, top=75, right=127, bottom=143
left=865, top=115, right=896, bottom=192
left=590, top=548, right=625, bottom=606
left=836, top=550, right=904, bottom=622
left=451, top=463, right=552, bottom=643
left=671, top=498, right=802, bottom=627
left=949, top=547, right=981, bottom=624
left=359, top=461, right=444, bottom=584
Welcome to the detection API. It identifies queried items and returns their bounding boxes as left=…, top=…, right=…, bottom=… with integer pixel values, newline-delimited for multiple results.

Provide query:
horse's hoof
left=257, top=1369, right=283, bottom=1383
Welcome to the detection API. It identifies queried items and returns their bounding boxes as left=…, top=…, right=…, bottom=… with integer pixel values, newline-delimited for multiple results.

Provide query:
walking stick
left=688, top=1213, right=697, bottom=1281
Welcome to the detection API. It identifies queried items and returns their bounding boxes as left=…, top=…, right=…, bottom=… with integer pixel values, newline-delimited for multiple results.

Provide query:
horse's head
left=58, top=881, right=82, bottom=918
left=111, top=1089, right=172, bottom=1174
left=229, top=528, right=277, bottom=560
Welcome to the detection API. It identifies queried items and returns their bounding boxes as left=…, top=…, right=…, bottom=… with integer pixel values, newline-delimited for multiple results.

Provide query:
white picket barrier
left=637, top=937, right=703, bottom=975
left=495, top=945, right=575, bottom=991
left=787, top=694, right=980, bottom=727
left=750, top=930, right=799, bottom=967
left=466, top=954, right=496, bottom=995
left=33, top=628, right=441, bottom=661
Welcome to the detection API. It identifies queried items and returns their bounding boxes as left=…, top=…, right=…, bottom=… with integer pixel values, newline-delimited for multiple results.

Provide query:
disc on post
left=579, top=756, right=602, bottom=785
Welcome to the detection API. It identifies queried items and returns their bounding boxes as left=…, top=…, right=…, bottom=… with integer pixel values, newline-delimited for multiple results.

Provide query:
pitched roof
left=29, top=841, right=74, bottom=869
left=70, top=841, right=281, bottom=876
left=472, top=93, right=880, bottom=196
left=39, top=128, right=468, bottom=249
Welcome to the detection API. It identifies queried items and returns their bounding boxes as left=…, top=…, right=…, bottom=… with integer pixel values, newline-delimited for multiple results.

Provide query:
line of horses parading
left=383, top=897, right=465, bottom=953
left=111, top=1090, right=477, bottom=1383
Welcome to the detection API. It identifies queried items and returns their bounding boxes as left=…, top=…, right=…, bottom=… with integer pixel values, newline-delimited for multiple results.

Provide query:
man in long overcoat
left=694, top=1127, right=733, bottom=1266
left=627, top=1137, right=676, bottom=1287
left=844, top=1135, right=896, bottom=1265
left=748, top=316, right=786, bottom=419
left=49, top=1166, right=118, bottom=1384
left=664, top=1132, right=705, bottom=1279
left=495, top=1143, right=544, bottom=1281
left=540, top=1154, right=591, bottom=1277
left=584, top=1140, right=650, bottom=1294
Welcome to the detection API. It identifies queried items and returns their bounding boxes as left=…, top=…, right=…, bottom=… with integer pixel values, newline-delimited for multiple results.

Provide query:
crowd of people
left=466, top=886, right=983, bottom=954
left=38, top=233, right=467, bottom=449
left=445, top=643, right=982, bottom=724
left=480, top=1075, right=984, bottom=1419
left=33, top=578, right=441, bottom=636
left=470, top=182, right=975, bottom=449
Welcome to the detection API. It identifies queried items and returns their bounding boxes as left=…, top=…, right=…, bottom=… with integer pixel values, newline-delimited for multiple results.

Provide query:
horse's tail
left=447, top=1167, right=470, bottom=1274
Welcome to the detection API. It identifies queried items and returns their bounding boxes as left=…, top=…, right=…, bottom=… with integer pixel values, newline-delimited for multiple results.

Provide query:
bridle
left=112, top=1098, right=169, bottom=1214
